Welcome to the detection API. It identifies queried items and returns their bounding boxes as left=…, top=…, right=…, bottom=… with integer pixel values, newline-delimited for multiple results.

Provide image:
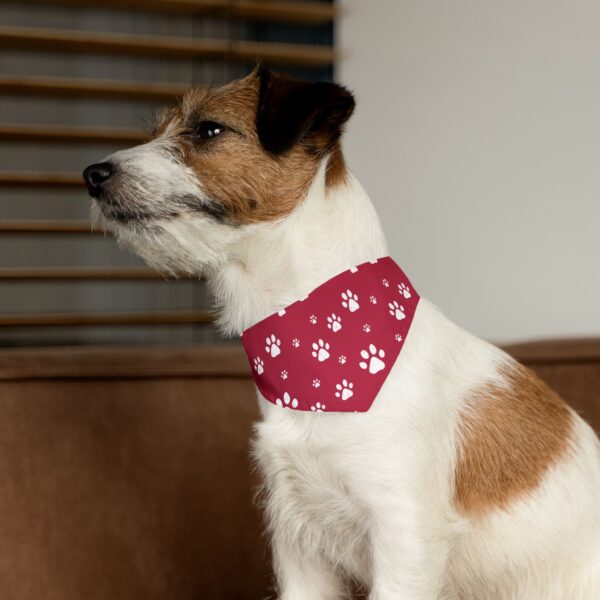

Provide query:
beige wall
left=339, top=0, right=599, bottom=343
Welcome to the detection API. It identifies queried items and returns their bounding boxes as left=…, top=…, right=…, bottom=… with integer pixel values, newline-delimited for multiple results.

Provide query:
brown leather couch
left=0, top=339, right=597, bottom=599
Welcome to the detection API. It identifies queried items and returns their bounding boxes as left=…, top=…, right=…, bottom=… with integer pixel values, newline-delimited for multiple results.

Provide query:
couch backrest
left=0, top=340, right=597, bottom=599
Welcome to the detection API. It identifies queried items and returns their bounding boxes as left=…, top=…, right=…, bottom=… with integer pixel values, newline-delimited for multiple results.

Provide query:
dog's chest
left=254, top=415, right=372, bottom=577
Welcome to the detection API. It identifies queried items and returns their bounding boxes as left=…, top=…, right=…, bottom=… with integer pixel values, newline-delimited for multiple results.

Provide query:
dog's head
left=83, top=67, right=355, bottom=274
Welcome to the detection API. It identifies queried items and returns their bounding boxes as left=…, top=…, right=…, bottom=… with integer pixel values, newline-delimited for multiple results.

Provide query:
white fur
left=95, top=145, right=600, bottom=599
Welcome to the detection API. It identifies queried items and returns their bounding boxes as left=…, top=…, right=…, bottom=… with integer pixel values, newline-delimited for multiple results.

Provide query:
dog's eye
left=194, top=121, right=226, bottom=140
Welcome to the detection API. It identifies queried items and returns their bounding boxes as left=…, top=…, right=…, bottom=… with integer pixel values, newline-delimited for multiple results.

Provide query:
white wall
left=339, top=0, right=600, bottom=343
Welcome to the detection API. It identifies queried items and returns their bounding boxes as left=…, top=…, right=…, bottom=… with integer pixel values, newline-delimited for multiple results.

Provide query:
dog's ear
left=256, top=67, right=355, bottom=155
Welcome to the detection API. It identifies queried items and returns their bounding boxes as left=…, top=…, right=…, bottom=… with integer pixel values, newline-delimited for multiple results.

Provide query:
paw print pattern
left=335, top=379, right=354, bottom=401
left=276, top=392, right=298, bottom=409
left=242, top=258, right=417, bottom=413
left=388, top=300, right=406, bottom=321
left=265, top=334, right=282, bottom=357
left=253, top=357, right=264, bottom=375
left=327, top=313, right=342, bottom=332
left=359, top=344, right=386, bottom=374
left=398, top=282, right=412, bottom=299
left=312, top=339, right=330, bottom=362
left=341, top=290, right=360, bottom=312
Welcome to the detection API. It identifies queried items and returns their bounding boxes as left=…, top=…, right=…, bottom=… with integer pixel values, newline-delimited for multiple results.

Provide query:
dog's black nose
left=83, top=162, right=114, bottom=197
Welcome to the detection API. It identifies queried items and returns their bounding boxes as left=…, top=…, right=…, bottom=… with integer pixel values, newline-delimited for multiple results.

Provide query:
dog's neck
left=208, top=160, right=389, bottom=336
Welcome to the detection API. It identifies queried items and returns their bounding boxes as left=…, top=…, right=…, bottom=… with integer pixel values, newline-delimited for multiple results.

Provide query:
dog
left=83, top=67, right=600, bottom=599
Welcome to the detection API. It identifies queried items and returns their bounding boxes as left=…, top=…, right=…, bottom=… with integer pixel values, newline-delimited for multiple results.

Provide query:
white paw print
left=312, top=378, right=321, bottom=388
left=341, top=289, right=360, bottom=312
left=312, top=339, right=330, bottom=362
left=253, top=357, right=264, bottom=375
left=359, top=344, right=386, bottom=374
left=281, top=370, right=288, bottom=380
left=292, top=338, right=300, bottom=348
left=388, top=300, right=406, bottom=321
left=310, top=402, right=326, bottom=412
left=265, top=334, right=282, bottom=357
left=338, top=355, right=347, bottom=365
left=309, top=314, right=318, bottom=325
left=398, top=282, right=412, bottom=299
left=276, top=392, right=298, bottom=409
left=363, top=323, right=371, bottom=333
left=382, top=278, right=390, bottom=287
left=335, top=379, right=354, bottom=401
left=327, top=313, right=342, bottom=332
left=395, top=333, right=403, bottom=342
left=369, top=295, right=377, bottom=304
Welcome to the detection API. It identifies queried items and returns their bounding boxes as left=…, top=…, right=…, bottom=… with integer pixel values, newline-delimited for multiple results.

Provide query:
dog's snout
left=83, top=162, right=114, bottom=197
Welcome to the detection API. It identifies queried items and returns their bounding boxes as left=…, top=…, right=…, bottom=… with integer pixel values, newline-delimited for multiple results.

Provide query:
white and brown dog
left=83, top=68, right=600, bottom=599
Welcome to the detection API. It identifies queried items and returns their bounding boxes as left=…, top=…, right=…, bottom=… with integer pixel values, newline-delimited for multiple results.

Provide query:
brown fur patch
left=153, top=72, right=348, bottom=225
left=454, top=363, right=573, bottom=516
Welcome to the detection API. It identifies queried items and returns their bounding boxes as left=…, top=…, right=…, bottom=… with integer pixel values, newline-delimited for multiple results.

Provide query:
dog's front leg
left=368, top=500, right=449, bottom=600
left=272, top=529, right=347, bottom=600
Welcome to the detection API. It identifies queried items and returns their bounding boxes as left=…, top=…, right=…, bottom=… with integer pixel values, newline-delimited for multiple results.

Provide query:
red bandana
left=241, top=257, right=419, bottom=412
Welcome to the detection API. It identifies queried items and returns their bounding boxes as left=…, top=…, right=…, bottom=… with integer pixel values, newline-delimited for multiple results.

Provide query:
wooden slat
left=0, top=75, right=188, bottom=101
left=0, top=310, right=213, bottom=327
left=0, top=221, right=95, bottom=234
left=15, top=0, right=336, bottom=25
left=230, top=1, right=336, bottom=24
left=0, top=124, right=146, bottom=145
left=0, top=172, right=83, bottom=188
left=0, top=268, right=197, bottom=281
left=0, top=26, right=336, bottom=67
